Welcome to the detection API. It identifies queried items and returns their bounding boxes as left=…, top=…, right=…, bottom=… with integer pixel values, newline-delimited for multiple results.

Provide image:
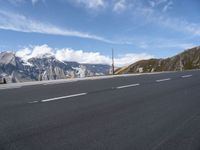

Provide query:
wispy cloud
left=7, top=0, right=25, bottom=5
left=31, top=0, right=38, bottom=5
left=113, top=0, right=127, bottom=13
left=112, top=0, right=198, bottom=39
left=1, top=0, right=199, bottom=50
left=117, top=36, right=196, bottom=50
left=31, top=0, right=45, bottom=5
left=15, top=44, right=154, bottom=67
left=0, top=10, right=117, bottom=44
left=162, top=1, right=173, bottom=12
left=154, top=16, right=200, bottom=36
left=72, top=0, right=129, bottom=13
left=132, top=1, right=200, bottom=37
left=148, top=41, right=195, bottom=50
left=149, top=0, right=170, bottom=8
left=73, top=0, right=106, bottom=9
left=7, top=0, right=44, bottom=5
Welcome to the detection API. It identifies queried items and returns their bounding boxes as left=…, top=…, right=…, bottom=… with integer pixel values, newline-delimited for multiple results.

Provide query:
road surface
left=1, top=70, right=200, bottom=150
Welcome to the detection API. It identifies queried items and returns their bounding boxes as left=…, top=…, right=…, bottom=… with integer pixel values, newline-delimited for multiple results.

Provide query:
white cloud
left=32, top=0, right=38, bottom=4
left=7, top=0, right=25, bottom=5
left=157, top=0, right=168, bottom=5
left=133, top=1, right=200, bottom=37
left=7, top=0, right=43, bottom=5
left=157, top=17, right=200, bottom=36
left=113, top=0, right=127, bottom=13
left=114, top=53, right=153, bottom=66
left=15, top=45, right=54, bottom=61
left=0, top=10, right=116, bottom=44
left=10, top=0, right=24, bottom=2
left=15, top=44, right=153, bottom=67
left=15, top=48, right=31, bottom=60
left=149, top=0, right=168, bottom=7
left=74, top=0, right=106, bottom=9
left=148, top=0, right=173, bottom=12
left=31, top=0, right=44, bottom=5
left=149, top=0, right=156, bottom=7
left=156, top=43, right=196, bottom=50
left=116, top=35, right=196, bottom=50
left=55, top=49, right=110, bottom=64
left=162, top=1, right=173, bottom=12
left=154, top=41, right=195, bottom=50
left=73, top=0, right=130, bottom=13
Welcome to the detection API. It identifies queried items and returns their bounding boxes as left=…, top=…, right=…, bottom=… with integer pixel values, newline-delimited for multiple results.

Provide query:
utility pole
left=180, top=55, right=183, bottom=71
left=112, top=49, right=115, bottom=75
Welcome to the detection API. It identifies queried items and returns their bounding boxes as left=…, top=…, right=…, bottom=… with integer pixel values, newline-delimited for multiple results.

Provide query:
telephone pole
left=180, top=55, right=183, bottom=71
left=112, top=49, right=115, bottom=75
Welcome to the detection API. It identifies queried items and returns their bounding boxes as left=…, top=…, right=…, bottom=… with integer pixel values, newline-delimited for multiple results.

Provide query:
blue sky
left=0, top=0, right=200, bottom=66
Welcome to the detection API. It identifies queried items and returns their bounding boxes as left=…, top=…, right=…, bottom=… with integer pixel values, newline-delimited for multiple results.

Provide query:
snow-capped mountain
left=0, top=52, right=111, bottom=83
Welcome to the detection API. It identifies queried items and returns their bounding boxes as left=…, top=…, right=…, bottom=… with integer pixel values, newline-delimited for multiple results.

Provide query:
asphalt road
left=1, top=70, right=200, bottom=150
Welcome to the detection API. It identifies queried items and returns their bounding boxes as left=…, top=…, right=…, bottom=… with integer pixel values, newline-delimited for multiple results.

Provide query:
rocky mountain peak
left=0, top=52, right=16, bottom=66
left=0, top=51, right=111, bottom=83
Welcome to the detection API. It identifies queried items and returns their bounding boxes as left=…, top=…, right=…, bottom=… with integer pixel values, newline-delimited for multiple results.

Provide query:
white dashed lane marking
left=181, top=75, right=192, bottom=78
left=29, top=93, right=87, bottom=103
left=156, top=78, right=171, bottom=82
left=28, top=101, right=39, bottom=104
left=116, top=83, right=140, bottom=89
left=28, top=74, right=194, bottom=104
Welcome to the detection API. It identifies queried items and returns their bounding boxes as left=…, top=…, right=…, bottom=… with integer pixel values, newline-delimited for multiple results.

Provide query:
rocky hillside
left=0, top=52, right=111, bottom=83
left=115, top=46, right=200, bottom=74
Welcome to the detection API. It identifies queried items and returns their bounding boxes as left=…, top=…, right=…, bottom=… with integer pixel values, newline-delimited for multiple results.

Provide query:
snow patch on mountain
left=0, top=51, right=111, bottom=83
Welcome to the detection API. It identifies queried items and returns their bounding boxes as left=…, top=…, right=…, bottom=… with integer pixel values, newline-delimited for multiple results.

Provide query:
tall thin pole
left=180, top=55, right=183, bottom=71
left=112, top=49, right=115, bottom=75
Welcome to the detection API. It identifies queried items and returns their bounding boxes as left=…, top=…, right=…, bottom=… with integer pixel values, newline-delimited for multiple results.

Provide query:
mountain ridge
left=0, top=52, right=111, bottom=83
left=115, top=46, right=200, bottom=74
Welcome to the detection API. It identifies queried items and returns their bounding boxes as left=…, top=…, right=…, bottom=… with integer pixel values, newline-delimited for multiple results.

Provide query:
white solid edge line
left=116, top=83, right=140, bottom=89
left=43, top=81, right=75, bottom=85
left=182, top=75, right=192, bottom=78
left=156, top=78, right=171, bottom=82
left=41, top=93, right=87, bottom=103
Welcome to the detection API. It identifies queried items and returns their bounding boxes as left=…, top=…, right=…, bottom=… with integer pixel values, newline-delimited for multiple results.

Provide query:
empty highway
left=1, top=70, right=200, bottom=150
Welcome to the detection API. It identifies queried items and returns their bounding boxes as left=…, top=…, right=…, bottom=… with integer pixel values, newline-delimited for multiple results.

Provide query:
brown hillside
left=116, top=46, right=200, bottom=74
